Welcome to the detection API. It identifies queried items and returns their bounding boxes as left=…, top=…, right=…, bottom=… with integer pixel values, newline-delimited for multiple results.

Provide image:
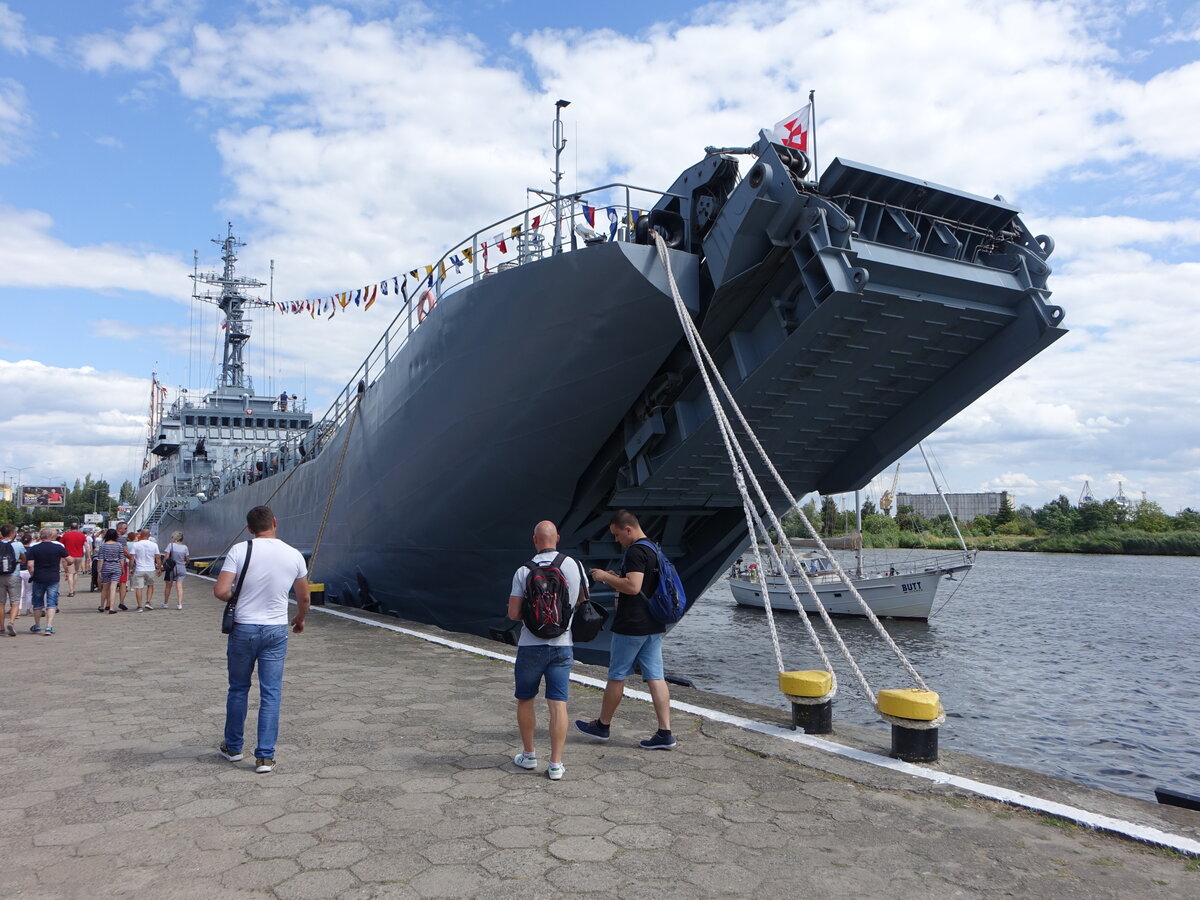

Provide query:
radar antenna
left=190, top=223, right=270, bottom=392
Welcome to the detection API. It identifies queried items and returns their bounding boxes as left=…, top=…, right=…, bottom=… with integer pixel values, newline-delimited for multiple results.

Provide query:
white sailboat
left=728, top=449, right=975, bottom=621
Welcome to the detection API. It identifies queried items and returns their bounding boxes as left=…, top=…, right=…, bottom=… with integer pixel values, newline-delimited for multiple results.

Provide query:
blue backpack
left=630, top=539, right=688, bottom=625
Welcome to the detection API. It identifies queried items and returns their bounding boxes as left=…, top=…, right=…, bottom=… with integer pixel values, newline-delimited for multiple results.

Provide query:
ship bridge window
left=268, top=418, right=277, bottom=428
left=289, top=419, right=299, bottom=429
left=185, top=415, right=195, bottom=425
left=221, top=417, right=230, bottom=426
left=256, top=418, right=265, bottom=428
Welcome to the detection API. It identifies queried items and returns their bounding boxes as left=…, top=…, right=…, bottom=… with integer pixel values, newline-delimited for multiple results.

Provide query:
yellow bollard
left=308, top=582, right=325, bottom=606
left=877, top=688, right=942, bottom=762
left=780, top=670, right=834, bottom=734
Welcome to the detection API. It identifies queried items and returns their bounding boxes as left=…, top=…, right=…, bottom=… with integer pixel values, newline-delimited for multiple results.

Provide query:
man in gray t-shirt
left=506, top=521, right=584, bottom=781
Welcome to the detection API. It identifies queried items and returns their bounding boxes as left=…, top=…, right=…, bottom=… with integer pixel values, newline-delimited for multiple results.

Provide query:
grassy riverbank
left=861, top=529, right=1200, bottom=555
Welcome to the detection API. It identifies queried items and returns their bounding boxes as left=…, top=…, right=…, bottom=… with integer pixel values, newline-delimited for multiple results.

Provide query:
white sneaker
left=176, top=604, right=182, bottom=610
left=513, top=751, right=537, bottom=770
left=547, top=762, right=565, bottom=781
left=161, top=602, right=169, bottom=609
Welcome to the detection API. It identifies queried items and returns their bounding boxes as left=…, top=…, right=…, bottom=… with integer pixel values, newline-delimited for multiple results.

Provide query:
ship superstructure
left=132, top=129, right=1066, bottom=656
left=137, top=226, right=312, bottom=527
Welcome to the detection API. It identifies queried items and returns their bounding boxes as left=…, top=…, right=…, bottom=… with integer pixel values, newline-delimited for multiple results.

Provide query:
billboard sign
left=21, top=485, right=65, bottom=507
left=83, top=513, right=105, bottom=525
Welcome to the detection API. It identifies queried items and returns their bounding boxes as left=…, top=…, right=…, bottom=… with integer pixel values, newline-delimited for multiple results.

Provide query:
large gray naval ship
left=134, top=129, right=1065, bottom=653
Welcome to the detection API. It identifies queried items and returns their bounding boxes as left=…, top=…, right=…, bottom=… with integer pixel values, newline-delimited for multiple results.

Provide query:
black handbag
left=570, top=560, right=607, bottom=643
left=221, top=540, right=253, bottom=634
left=571, top=597, right=608, bottom=643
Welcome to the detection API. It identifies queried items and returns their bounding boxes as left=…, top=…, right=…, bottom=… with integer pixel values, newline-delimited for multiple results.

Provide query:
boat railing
left=267, top=181, right=684, bottom=467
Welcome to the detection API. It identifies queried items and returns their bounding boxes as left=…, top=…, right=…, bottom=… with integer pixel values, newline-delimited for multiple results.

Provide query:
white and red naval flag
left=773, top=106, right=810, bottom=152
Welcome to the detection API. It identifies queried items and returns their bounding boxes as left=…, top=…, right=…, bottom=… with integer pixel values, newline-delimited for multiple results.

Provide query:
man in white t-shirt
left=127, top=528, right=162, bottom=611
left=506, top=521, right=585, bottom=782
left=214, top=505, right=309, bottom=774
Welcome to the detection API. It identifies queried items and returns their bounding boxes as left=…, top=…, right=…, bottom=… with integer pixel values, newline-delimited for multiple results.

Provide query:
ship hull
left=157, top=241, right=700, bottom=636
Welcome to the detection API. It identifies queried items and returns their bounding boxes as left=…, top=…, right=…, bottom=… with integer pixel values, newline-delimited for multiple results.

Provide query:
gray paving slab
left=1, top=578, right=1197, bottom=898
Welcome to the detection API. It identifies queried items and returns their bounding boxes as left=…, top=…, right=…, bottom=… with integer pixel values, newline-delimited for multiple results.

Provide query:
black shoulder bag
left=570, top=559, right=609, bottom=644
left=221, top=539, right=253, bottom=635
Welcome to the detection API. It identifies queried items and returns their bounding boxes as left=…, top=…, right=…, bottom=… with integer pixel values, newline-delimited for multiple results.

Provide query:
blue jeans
left=225, top=624, right=289, bottom=759
left=31, top=582, right=59, bottom=610
left=514, top=645, right=573, bottom=701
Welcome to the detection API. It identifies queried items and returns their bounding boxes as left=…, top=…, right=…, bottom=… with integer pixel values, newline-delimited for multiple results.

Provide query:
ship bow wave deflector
left=140, top=129, right=1064, bottom=654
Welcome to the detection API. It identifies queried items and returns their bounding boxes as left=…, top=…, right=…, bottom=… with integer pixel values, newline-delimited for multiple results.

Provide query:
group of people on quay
left=0, top=521, right=190, bottom=635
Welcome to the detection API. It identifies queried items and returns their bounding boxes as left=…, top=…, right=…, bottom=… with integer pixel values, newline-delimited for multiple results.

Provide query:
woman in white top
left=161, top=531, right=190, bottom=610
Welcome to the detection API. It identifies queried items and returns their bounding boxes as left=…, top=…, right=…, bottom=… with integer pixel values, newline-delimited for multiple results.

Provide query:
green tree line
left=778, top=494, right=1200, bottom=555
left=0, top=475, right=136, bottom=527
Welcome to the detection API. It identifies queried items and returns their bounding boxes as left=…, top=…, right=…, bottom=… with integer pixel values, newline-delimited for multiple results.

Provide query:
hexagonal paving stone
left=246, top=833, right=321, bottom=859
left=605, top=823, right=675, bottom=850
left=547, top=835, right=617, bottom=862
left=479, top=848, right=557, bottom=879
left=298, top=841, right=371, bottom=870
left=484, top=826, right=555, bottom=850
left=266, top=811, right=335, bottom=834
left=219, top=804, right=286, bottom=827
left=350, top=851, right=430, bottom=883
left=275, top=868, right=359, bottom=900
left=408, top=864, right=490, bottom=898
left=175, top=797, right=240, bottom=819
left=220, top=858, right=301, bottom=890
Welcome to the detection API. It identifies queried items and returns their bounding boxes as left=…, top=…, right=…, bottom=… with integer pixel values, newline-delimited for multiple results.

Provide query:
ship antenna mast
left=190, top=223, right=270, bottom=393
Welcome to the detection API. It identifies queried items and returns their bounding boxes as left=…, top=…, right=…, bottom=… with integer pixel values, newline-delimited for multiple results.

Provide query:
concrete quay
left=2, top=576, right=1197, bottom=899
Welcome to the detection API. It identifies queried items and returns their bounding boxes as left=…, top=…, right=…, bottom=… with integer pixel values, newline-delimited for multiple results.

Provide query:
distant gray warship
left=135, top=129, right=1065, bottom=654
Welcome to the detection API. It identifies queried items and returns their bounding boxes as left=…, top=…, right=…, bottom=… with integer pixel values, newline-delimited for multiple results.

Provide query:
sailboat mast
left=854, top=489, right=864, bottom=576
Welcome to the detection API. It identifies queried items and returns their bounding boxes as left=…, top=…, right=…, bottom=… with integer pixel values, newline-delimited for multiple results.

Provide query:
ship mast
left=190, top=223, right=270, bottom=392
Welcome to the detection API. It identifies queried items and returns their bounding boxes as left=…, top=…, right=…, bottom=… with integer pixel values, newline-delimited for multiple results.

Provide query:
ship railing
left=293, top=181, right=685, bottom=463
left=127, top=482, right=167, bottom=531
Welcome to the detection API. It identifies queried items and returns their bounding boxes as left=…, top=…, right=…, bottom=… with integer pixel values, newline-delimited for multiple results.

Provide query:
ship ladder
left=650, top=232, right=944, bottom=760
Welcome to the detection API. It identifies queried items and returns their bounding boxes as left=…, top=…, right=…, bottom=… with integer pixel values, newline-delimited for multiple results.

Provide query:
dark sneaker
left=639, top=731, right=677, bottom=751
left=219, top=743, right=243, bottom=762
left=29, top=624, right=41, bottom=633
left=43, top=627, right=55, bottom=636
left=575, top=719, right=610, bottom=741
left=118, top=604, right=128, bottom=611
left=5, top=623, right=14, bottom=636
left=255, top=758, right=275, bottom=774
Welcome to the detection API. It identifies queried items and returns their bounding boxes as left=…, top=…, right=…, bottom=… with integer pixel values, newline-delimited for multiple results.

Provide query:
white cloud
left=11, top=0, right=1200, bottom=509
left=0, top=3, right=55, bottom=56
left=0, top=77, right=28, bottom=163
left=0, top=360, right=149, bottom=488
left=0, top=206, right=186, bottom=293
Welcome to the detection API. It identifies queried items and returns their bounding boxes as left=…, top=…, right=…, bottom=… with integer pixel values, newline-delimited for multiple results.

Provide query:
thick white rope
left=651, top=234, right=939, bottom=707
left=650, top=233, right=930, bottom=694
left=651, top=234, right=863, bottom=698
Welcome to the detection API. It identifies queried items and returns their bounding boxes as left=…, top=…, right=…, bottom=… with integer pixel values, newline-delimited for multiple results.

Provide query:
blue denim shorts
left=608, top=632, right=664, bottom=682
left=514, top=645, right=573, bottom=701
left=31, top=582, right=59, bottom=610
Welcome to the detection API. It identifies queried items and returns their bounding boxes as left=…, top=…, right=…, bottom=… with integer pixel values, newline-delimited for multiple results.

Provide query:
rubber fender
left=648, top=209, right=686, bottom=250
left=780, top=670, right=833, bottom=699
left=876, top=688, right=941, bottom=721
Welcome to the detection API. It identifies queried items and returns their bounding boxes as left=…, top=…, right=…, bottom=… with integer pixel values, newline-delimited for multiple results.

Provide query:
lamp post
left=552, top=99, right=570, bottom=255
left=0, top=463, right=33, bottom=505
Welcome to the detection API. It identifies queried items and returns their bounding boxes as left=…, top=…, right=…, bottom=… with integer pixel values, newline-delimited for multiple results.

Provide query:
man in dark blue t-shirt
left=575, top=509, right=676, bottom=750
left=27, top=528, right=68, bottom=635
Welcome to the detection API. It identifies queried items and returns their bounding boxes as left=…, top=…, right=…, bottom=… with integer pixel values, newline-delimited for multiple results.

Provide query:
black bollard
left=791, top=700, right=833, bottom=734
left=890, top=723, right=938, bottom=763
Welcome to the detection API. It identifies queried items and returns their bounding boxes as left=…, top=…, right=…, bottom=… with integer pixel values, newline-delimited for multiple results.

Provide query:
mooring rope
left=651, top=232, right=932, bottom=701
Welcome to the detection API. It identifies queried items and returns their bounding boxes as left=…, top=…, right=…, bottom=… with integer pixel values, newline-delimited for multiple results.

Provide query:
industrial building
left=895, top=491, right=1012, bottom=521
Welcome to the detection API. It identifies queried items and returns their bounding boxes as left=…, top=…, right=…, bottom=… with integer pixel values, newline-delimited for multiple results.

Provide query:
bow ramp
left=608, top=142, right=1065, bottom=590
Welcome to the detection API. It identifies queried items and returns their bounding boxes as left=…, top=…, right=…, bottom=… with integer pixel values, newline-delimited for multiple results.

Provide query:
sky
left=0, top=0, right=1197, bottom=512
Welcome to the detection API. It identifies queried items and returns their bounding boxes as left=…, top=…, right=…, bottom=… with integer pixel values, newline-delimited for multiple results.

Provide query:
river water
left=664, top=549, right=1200, bottom=802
